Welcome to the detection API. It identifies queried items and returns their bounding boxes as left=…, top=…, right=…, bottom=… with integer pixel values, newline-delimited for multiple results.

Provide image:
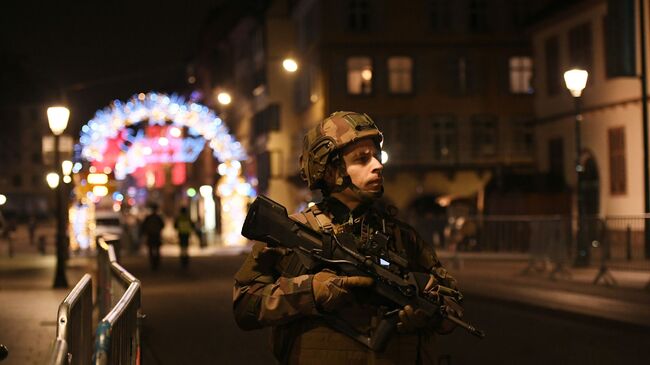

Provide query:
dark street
left=120, top=252, right=650, bottom=365
left=120, top=254, right=274, bottom=365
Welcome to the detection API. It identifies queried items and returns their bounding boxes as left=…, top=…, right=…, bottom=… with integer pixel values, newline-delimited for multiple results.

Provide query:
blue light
left=112, top=192, right=124, bottom=202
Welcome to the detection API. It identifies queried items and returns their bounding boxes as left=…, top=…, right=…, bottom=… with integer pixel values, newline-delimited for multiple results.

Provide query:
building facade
left=0, top=105, right=61, bottom=219
left=531, top=0, right=650, bottom=217
left=194, top=0, right=559, bottom=217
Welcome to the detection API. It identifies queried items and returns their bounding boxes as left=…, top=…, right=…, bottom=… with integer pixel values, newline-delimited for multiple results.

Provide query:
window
left=388, top=57, right=413, bottom=94
left=448, top=56, right=484, bottom=96
left=608, top=127, right=626, bottom=195
left=569, top=22, right=593, bottom=72
left=469, top=0, right=488, bottom=33
left=511, top=116, right=534, bottom=155
left=509, top=56, right=533, bottom=94
left=347, top=57, right=373, bottom=95
left=12, top=175, right=22, bottom=187
left=348, top=0, right=369, bottom=31
left=545, top=36, right=560, bottom=96
left=428, top=115, right=457, bottom=162
left=429, top=0, right=451, bottom=32
left=471, top=115, right=498, bottom=158
left=294, top=63, right=317, bottom=111
left=31, top=152, right=41, bottom=164
left=548, top=138, right=564, bottom=179
left=603, top=0, right=636, bottom=77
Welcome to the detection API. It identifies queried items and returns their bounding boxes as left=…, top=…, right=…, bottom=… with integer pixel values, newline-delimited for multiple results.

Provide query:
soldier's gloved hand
left=397, top=305, right=430, bottom=333
left=312, top=270, right=374, bottom=312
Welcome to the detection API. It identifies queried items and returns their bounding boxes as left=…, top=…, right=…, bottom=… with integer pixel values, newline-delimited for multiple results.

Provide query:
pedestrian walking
left=174, top=206, right=194, bottom=269
left=0, top=211, right=15, bottom=257
left=141, top=203, right=165, bottom=270
left=28, top=215, right=37, bottom=245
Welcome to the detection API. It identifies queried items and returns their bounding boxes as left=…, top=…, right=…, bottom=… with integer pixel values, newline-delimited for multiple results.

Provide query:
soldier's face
left=341, top=138, right=383, bottom=193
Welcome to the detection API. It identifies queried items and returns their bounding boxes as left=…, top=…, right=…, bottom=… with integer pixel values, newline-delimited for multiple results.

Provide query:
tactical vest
left=271, top=205, right=439, bottom=365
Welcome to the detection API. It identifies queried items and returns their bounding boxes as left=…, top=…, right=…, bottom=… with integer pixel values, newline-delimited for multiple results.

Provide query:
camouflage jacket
left=233, top=197, right=457, bottom=364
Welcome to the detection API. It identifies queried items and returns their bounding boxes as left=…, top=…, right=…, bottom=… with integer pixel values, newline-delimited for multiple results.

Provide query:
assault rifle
left=241, top=195, right=485, bottom=352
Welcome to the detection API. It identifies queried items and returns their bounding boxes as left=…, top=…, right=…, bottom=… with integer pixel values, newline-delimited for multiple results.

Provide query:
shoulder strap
left=301, top=205, right=334, bottom=233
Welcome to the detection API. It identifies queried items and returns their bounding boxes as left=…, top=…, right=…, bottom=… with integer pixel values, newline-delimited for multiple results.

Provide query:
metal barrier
left=93, top=236, right=142, bottom=365
left=442, top=213, right=650, bottom=287
left=46, top=274, right=94, bottom=365
left=602, top=215, right=649, bottom=261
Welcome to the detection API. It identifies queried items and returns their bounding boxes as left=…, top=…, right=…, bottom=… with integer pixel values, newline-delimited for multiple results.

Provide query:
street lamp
left=46, top=172, right=60, bottom=189
left=282, top=58, right=299, bottom=73
left=564, top=69, right=589, bottom=267
left=217, top=91, right=232, bottom=106
left=47, top=106, right=70, bottom=288
left=62, top=160, right=73, bottom=184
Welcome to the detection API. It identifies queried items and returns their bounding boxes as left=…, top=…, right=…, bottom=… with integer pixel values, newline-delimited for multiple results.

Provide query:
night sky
left=0, top=1, right=227, bottom=132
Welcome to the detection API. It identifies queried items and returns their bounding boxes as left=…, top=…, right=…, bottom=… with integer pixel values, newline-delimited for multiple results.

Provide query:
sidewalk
left=438, top=250, right=650, bottom=328
left=0, top=226, right=90, bottom=365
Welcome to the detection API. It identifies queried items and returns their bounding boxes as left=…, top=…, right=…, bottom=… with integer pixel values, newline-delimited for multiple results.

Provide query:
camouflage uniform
left=234, top=111, right=458, bottom=364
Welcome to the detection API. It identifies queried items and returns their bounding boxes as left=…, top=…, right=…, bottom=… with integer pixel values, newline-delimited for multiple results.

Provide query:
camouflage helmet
left=300, top=111, right=383, bottom=191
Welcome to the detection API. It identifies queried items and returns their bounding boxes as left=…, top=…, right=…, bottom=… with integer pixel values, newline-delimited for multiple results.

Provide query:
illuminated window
left=509, top=56, right=533, bottom=94
left=347, top=57, right=373, bottom=95
left=388, top=56, right=413, bottom=94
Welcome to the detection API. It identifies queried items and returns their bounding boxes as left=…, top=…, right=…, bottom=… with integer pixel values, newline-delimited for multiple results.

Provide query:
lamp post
left=564, top=69, right=589, bottom=267
left=47, top=106, right=70, bottom=288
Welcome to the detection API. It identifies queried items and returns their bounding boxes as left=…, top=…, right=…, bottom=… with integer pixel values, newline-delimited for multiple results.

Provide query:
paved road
left=119, top=253, right=274, bottom=365
left=437, top=295, right=650, bottom=365
left=120, top=253, right=650, bottom=365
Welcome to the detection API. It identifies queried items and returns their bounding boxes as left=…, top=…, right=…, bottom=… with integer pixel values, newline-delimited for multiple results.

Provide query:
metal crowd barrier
left=439, top=213, right=650, bottom=287
left=46, top=274, right=94, bottom=365
left=93, top=236, right=142, bottom=365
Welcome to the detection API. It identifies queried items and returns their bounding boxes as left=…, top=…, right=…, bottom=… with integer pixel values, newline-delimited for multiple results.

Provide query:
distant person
left=174, top=206, right=194, bottom=269
left=28, top=215, right=37, bottom=245
left=0, top=212, right=14, bottom=257
left=141, top=203, right=165, bottom=270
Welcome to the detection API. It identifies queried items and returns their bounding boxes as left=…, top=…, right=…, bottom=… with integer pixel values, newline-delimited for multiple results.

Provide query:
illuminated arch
left=78, top=92, right=252, bottom=246
left=79, top=92, right=245, bottom=171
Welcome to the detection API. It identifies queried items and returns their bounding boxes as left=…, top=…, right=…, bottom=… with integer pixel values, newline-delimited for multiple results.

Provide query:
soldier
left=234, top=111, right=462, bottom=364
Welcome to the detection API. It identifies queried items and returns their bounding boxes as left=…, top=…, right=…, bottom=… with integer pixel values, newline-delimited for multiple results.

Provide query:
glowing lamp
left=199, top=185, right=213, bottom=198
left=282, top=58, right=298, bottom=73
left=381, top=151, right=389, bottom=164
left=63, top=175, right=72, bottom=184
left=563, top=69, right=589, bottom=97
left=46, top=172, right=60, bottom=189
left=361, top=69, right=373, bottom=81
left=93, top=185, right=109, bottom=197
left=217, top=92, right=232, bottom=105
left=170, top=127, right=182, bottom=138
left=47, top=106, right=70, bottom=136
left=0, top=194, right=6, bottom=205
left=61, top=160, right=73, bottom=176
left=87, top=173, right=109, bottom=185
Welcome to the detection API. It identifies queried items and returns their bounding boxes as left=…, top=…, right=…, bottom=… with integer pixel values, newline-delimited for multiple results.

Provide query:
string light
left=78, top=92, right=246, bottom=178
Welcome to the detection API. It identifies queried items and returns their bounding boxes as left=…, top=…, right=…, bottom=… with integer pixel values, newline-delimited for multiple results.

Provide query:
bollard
left=626, top=225, right=632, bottom=261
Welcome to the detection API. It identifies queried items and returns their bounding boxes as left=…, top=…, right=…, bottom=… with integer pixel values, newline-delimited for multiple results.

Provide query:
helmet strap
left=330, top=160, right=383, bottom=201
